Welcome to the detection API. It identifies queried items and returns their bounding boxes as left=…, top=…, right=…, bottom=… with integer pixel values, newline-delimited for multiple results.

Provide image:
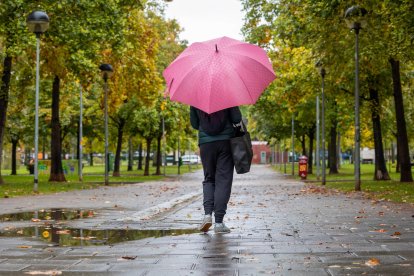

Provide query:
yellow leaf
left=365, top=258, right=380, bottom=267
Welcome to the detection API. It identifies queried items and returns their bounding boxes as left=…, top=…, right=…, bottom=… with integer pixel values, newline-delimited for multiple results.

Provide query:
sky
left=164, top=0, right=245, bottom=44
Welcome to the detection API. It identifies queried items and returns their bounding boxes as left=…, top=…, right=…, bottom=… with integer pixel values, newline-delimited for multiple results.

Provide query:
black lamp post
left=27, top=11, right=49, bottom=192
left=345, top=6, right=367, bottom=191
left=99, top=64, right=113, bottom=186
left=316, top=61, right=326, bottom=185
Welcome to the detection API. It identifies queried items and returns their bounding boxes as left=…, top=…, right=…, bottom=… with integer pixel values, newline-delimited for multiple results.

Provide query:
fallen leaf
left=121, top=256, right=137, bottom=260
left=365, top=258, right=380, bottom=267
left=56, top=230, right=71, bottom=235
left=17, top=245, right=32, bottom=249
left=24, top=271, right=62, bottom=275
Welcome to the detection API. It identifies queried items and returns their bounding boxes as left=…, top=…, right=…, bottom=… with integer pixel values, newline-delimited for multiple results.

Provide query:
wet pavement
left=1, top=165, right=414, bottom=275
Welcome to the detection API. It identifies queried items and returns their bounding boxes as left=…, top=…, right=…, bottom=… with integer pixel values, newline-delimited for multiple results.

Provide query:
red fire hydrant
left=298, top=156, right=308, bottom=180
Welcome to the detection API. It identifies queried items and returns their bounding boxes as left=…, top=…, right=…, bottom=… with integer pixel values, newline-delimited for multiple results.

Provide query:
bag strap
left=233, top=119, right=248, bottom=133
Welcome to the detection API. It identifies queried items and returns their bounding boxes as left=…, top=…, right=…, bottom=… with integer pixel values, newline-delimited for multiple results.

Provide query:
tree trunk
left=89, top=140, right=94, bottom=166
left=144, top=138, right=151, bottom=176
left=300, top=135, right=306, bottom=156
left=42, top=133, right=46, bottom=160
left=396, top=139, right=400, bottom=173
left=113, top=119, right=125, bottom=177
left=137, top=142, right=143, bottom=170
left=155, top=135, right=162, bottom=175
left=0, top=55, right=12, bottom=184
left=307, top=125, right=315, bottom=174
left=369, top=88, right=390, bottom=180
left=49, top=75, right=66, bottom=182
left=389, top=58, right=412, bottom=182
left=127, top=136, right=133, bottom=171
left=337, top=132, right=341, bottom=169
left=11, top=138, right=18, bottom=175
left=25, top=148, right=30, bottom=166
left=391, top=140, right=396, bottom=164
left=328, top=124, right=338, bottom=174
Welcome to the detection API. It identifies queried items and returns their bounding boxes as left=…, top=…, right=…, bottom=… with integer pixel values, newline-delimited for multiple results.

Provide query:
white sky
left=164, top=0, right=245, bottom=44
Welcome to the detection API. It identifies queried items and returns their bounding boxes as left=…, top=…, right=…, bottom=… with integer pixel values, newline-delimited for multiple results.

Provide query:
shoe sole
left=199, top=222, right=212, bottom=232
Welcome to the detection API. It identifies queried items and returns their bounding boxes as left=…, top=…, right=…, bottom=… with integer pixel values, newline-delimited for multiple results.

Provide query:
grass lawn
left=0, top=163, right=201, bottom=198
left=273, top=162, right=414, bottom=204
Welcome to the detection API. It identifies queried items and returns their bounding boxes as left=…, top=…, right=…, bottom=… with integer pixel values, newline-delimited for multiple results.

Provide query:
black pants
left=199, top=140, right=234, bottom=223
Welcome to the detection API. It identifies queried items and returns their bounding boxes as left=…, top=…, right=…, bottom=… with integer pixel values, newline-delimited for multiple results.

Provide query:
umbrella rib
left=168, top=55, right=211, bottom=97
left=233, top=69, right=254, bottom=103
left=171, top=57, right=213, bottom=106
left=227, top=52, right=275, bottom=103
left=228, top=52, right=275, bottom=75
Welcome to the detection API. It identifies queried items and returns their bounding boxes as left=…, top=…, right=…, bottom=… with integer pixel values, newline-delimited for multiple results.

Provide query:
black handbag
left=230, top=121, right=253, bottom=174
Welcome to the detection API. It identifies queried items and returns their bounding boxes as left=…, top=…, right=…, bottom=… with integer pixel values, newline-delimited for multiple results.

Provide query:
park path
left=0, top=165, right=414, bottom=275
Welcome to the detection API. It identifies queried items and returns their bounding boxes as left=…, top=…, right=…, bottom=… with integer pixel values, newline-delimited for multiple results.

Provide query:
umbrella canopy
left=163, top=36, right=276, bottom=114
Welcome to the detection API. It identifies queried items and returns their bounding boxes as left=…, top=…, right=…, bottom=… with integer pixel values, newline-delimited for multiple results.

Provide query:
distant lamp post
left=99, top=64, right=113, bottom=186
left=316, top=61, right=326, bottom=185
left=291, top=114, right=295, bottom=176
left=79, top=83, right=83, bottom=182
left=345, top=6, right=367, bottom=191
left=27, top=11, right=49, bottom=192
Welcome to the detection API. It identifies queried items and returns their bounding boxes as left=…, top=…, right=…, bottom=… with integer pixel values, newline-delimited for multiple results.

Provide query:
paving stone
left=0, top=263, right=30, bottom=272
left=64, top=260, right=113, bottom=272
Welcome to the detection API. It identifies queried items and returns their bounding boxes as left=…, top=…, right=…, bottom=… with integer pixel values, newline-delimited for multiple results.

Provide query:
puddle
left=0, top=209, right=95, bottom=222
left=0, top=227, right=200, bottom=246
left=0, top=208, right=199, bottom=246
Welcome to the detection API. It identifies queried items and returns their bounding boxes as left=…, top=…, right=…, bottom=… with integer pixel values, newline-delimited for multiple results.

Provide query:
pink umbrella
left=163, top=36, right=276, bottom=114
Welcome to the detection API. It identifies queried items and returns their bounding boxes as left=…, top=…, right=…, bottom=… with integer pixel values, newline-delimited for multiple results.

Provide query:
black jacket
left=190, top=106, right=242, bottom=145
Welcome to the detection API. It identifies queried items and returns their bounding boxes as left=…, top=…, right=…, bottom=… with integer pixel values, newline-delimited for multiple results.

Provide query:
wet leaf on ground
left=365, top=258, right=380, bottom=267
left=121, top=255, right=137, bottom=260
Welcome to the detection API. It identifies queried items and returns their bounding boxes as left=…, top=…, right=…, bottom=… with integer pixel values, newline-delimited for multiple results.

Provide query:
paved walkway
left=1, top=165, right=414, bottom=275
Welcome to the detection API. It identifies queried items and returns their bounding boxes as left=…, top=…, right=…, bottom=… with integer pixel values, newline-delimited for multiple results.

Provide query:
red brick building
left=252, top=141, right=271, bottom=164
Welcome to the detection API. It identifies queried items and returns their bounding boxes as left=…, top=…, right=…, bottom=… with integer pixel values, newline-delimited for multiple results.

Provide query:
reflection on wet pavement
left=0, top=208, right=199, bottom=246
left=0, top=226, right=199, bottom=246
left=0, top=208, right=95, bottom=222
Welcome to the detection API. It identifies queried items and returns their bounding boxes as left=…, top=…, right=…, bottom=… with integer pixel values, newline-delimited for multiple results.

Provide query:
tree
left=241, top=0, right=414, bottom=185
left=28, top=0, right=145, bottom=182
left=0, top=1, right=34, bottom=184
left=102, top=7, right=164, bottom=177
left=132, top=106, right=160, bottom=176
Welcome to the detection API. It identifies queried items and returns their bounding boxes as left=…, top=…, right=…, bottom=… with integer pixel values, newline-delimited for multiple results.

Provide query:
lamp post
left=99, top=64, right=113, bottom=186
left=345, top=6, right=367, bottom=191
left=27, top=11, right=49, bottom=192
left=315, top=72, right=321, bottom=181
left=79, top=84, right=83, bottom=182
left=316, top=63, right=326, bottom=185
left=291, top=114, right=294, bottom=176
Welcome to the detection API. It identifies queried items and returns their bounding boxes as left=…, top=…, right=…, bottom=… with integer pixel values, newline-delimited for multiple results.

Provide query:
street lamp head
left=27, top=11, right=49, bottom=34
left=344, top=6, right=367, bottom=31
left=315, top=61, right=326, bottom=78
left=99, top=64, right=113, bottom=81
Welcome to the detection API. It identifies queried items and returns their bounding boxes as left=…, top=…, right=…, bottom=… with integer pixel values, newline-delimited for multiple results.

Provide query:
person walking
left=190, top=106, right=242, bottom=233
